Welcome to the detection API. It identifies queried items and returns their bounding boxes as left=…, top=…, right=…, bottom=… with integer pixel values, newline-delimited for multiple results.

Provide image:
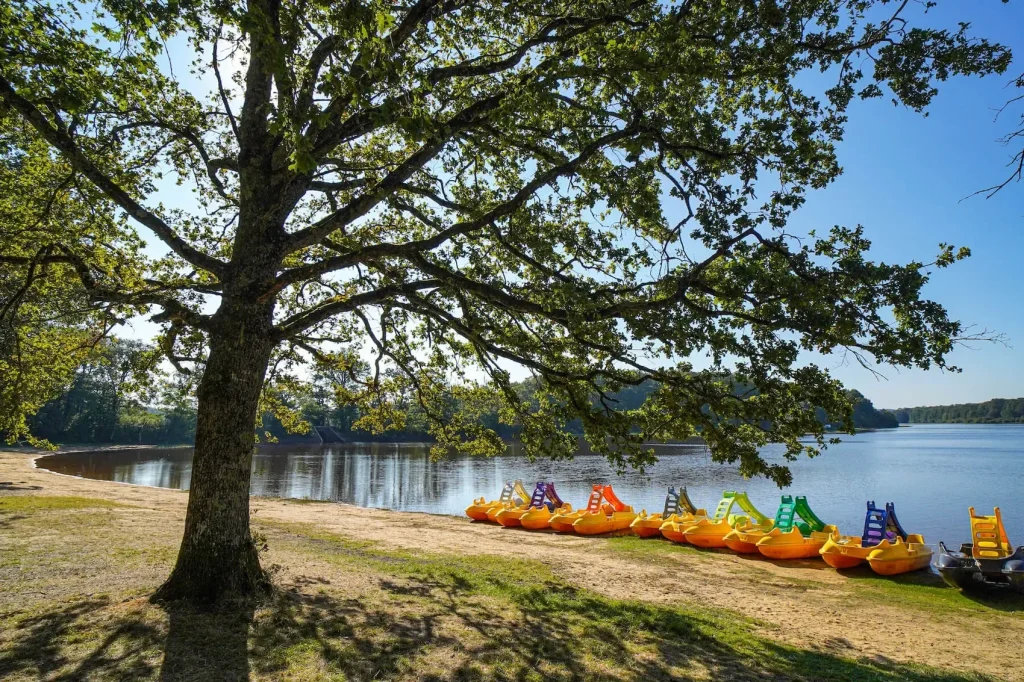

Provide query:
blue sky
left=123, top=2, right=1024, bottom=410
left=785, top=1, right=1024, bottom=408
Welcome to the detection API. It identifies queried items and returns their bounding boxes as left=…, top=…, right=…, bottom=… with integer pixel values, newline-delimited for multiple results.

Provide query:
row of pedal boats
left=467, top=481, right=1024, bottom=592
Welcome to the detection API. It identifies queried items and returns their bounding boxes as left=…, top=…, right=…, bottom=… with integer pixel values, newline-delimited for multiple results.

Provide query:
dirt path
left=2, top=450, right=1017, bottom=680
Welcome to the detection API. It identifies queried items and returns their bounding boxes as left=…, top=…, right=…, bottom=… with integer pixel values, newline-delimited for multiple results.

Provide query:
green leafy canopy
left=0, top=0, right=1012, bottom=483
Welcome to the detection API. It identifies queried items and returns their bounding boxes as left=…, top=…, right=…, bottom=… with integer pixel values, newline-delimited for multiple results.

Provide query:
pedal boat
left=724, top=494, right=807, bottom=553
left=866, top=535, right=933, bottom=575
left=494, top=504, right=529, bottom=527
left=574, top=504, right=637, bottom=535
left=518, top=483, right=569, bottom=530
left=660, top=490, right=740, bottom=544
left=755, top=495, right=834, bottom=560
left=466, top=480, right=529, bottom=522
left=936, top=542, right=1024, bottom=592
left=683, top=492, right=770, bottom=548
left=495, top=482, right=552, bottom=527
left=631, top=486, right=700, bottom=538
left=631, top=509, right=667, bottom=538
left=819, top=530, right=872, bottom=569
left=820, top=501, right=915, bottom=569
left=550, top=484, right=606, bottom=533
left=572, top=485, right=636, bottom=535
left=659, top=512, right=704, bottom=543
left=936, top=507, right=1024, bottom=592
left=723, top=518, right=774, bottom=553
left=550, top=507, right=586, bottom=532
left=757, top=525, right=838, bottom=560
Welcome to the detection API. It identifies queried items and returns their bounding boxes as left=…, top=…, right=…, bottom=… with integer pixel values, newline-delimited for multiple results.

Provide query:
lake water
left=35, top=424, right=1024, bottom=545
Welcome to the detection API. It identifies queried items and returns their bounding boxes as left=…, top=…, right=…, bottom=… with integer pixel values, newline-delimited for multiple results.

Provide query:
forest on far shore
left=892, top=398, right=1024, bottom=425
left=17, top=340, right=904, bottom=446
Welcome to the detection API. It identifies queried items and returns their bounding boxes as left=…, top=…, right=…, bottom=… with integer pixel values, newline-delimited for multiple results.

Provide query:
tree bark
left=153, top=296, right=275, bottom=603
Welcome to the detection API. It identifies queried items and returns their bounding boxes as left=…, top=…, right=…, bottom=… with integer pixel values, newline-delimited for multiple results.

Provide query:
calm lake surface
left=36, top=424, right=1024, bottom=545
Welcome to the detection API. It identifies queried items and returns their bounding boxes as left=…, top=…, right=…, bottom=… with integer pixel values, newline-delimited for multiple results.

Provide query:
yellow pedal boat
left=867, top=535, right=933, bottom=575
left=496, top=482, right=559, bottom=527
left=820, top=501, right=913, bottom=569
left=550, top=484, right=605, bottom=532
left=723, top=519, right=774, bottom=553
left=683, top=492, right=770, bottom=548
left=820, top=531, right=872, bottom=568
left=573, top=485, right=636, bottom=535
left=755, top=495, right=834, bottom=560
left=466, top=480, right=529, bottom=522
left=659, top=490, right=738, bottom=544
left=631, top=486, right=699, bottom=538
left=659, top=512, right=704, bottom=542
left=758, top=526, right=838, bottom=560
left=518, top=483, right=569, bottom=530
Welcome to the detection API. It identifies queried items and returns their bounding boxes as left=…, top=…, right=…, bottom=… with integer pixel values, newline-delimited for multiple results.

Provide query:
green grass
left=256, top=520, right=997, bottom=682
left=601, top=534, right=711, bottom=560
left=0, top=495, right=124, bottom=512
left=839, top=565, right=1024, bottom=617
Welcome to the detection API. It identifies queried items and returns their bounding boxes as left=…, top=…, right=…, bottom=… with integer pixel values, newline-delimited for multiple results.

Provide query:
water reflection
left=35, top=424, right=1024, bottom=544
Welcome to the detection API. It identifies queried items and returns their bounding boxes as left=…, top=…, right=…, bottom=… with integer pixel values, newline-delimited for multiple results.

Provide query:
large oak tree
left=0, top=0, right=1011, bottom=602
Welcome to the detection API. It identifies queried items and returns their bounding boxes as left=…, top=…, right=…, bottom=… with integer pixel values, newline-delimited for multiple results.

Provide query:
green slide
left=793, top=496, right=827, bottom=533
left=771, top=495, right=827, bottom=536
left=728, top=492, right=770, bottom=526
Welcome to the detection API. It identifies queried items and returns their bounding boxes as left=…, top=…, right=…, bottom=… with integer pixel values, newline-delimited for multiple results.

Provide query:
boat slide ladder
left=970, top=506, right=1013, bottom=559
left=527, top=483, right=548, bottom=510
left=493, top=481, right=516, bottom=505
left=861, top=501, right=908, bottom=547
left=660, top=486, right=699, bottom=518
left=585, top=484, right=626, bottom=515
left=772, top=496, right=826, bottom=535
left=710, top=492, right=737, bottom=523
left=774, top=496, right=796, bottom=532
left=585, top=485, right=606, bottom=514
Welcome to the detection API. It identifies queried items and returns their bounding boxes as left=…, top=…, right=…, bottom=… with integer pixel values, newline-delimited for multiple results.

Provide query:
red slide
left=601, top=485, right=626, bottom=512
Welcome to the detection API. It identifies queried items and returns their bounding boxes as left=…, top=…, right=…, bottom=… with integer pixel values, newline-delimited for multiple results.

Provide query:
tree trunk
left=153, top=297, right=275, bottom=603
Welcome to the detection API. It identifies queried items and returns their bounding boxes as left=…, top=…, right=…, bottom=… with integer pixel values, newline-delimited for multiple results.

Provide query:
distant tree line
left=893, top=398, right=1024, bottom=424
left=15, top=339, right=899, bottom=445
left=827, top=390, right=899, bottom=430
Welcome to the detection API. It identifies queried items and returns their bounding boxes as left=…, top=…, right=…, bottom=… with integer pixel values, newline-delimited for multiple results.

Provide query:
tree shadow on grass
left=0, top=578, right=1004, bottom=682
left=247, top=573, right=1002, bottom=682
left=0, top=482, right=43, bottom=491
left=0, top=597, right=163, bottom=680
left=159, top=602, right=254, bottom=681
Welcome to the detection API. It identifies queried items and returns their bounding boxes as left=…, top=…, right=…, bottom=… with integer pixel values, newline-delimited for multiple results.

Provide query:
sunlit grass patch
left=602, top=534, right=711, bottom=560
left=839, top=565, right=1024, bottom=617
left=0, top=496, right=124, bottom=512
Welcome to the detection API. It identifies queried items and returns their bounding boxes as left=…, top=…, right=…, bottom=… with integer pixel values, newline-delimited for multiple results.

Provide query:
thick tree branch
left=274, top=278, right=443, bottom=338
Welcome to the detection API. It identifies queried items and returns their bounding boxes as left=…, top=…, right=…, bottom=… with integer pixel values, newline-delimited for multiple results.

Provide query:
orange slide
left=572, top=484, right=637, bottom=535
